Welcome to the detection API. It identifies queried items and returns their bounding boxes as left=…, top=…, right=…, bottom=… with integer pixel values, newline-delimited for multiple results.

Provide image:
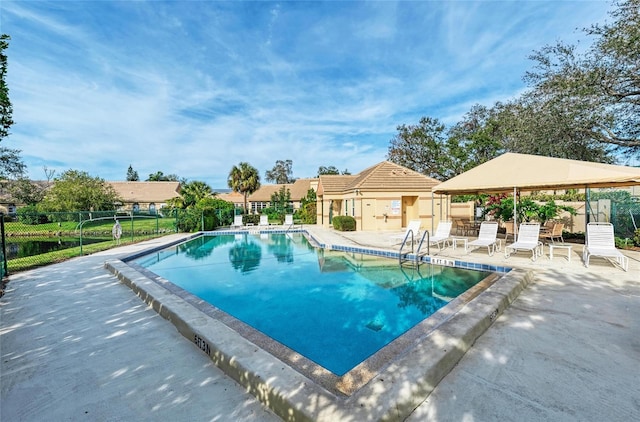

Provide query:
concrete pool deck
left=1, top=227, right=639, bottom=421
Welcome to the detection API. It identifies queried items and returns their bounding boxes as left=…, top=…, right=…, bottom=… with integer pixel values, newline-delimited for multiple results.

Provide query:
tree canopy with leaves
left=0, top=34, right=13, bottom=141
left=0, top=34, right=25, bottom=179
left=317, top=166, right=350, bottom=176
left=227, top=162, right=260, bottom=213
left=387, top=116, right=451, bottom=180
left=265, top=159, right=294, bottom=184
left=126, top=165, right=139, bottom=181
left=524, top=0, right=639, bottom=154
left=8, top=177, right=46, bottom=206
left=146, top=171, right=180, bottom=182
left=39, top=170, right=121, bottom=212
left=317, top=166, right=340, bottom=176
left=179, top=180, right=213, bottom=208
left=388, top=0, right=639, bottom=179
left=269, top=185, right=292, bottom=217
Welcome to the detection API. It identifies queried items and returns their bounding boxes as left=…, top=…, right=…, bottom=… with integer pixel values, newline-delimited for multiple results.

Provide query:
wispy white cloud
left=2, top=0, right=611, bottom=187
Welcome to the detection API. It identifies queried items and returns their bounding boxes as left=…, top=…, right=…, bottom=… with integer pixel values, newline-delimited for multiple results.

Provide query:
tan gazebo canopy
left=432, top=153, right=640, bottom=195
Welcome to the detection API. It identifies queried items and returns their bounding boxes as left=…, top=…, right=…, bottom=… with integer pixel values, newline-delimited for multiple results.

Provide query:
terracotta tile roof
left=248, top=178, right=318, bottom=202
left=248, top=184, right=291, bottom=202
left=289, top=178, right=316, bottom=199
left=317, top=175, right=357, bottom=194
left=318, top=161, right=440, bottom=194
left=108, top=181, right=181, bottom=203
left=348, top=161, right=440, bottom=191
left=217, top=191, right=245, bottom=204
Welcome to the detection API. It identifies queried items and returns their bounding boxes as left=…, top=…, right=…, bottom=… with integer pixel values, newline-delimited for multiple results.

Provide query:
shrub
left=614, top=236, right=637, bottom=249
left=295, top=202, right=317, bottom=224
left=196, top=198, right=236, bottom=228
left=175, top=208, right=201, bottom=232
left=17, top=205, right=49, bottom=224
left=634, top=228, right=640, bottom=247
left=332, top=216, right=356, bottom=231
left=243, top=214, right=260, bottom=226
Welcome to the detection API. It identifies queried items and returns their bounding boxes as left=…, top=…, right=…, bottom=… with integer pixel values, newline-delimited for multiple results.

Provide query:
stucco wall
left=318, top=191, right=451, bottom=232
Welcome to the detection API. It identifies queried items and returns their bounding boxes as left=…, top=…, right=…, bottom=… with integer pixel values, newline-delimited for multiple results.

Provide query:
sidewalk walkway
left=0, top=235, right=280, bottom=422
left=2, top=229, right=639, bottom=421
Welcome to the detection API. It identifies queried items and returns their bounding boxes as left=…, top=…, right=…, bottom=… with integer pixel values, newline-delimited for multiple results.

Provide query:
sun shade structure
left=432, top=153, right=640, bottom=195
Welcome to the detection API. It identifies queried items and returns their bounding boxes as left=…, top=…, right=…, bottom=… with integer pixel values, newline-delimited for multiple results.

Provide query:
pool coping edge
left=104, top=233, right=535, bottom=421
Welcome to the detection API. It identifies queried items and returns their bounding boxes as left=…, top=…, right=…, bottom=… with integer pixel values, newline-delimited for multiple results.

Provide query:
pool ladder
left=399, top=229, right=429, bottom=267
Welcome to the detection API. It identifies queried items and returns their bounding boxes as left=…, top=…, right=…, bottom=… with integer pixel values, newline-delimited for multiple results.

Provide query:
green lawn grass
left=6, top=233, right=172, bottom=273
left=6, top=216, right=175, bottom=234
left=4, top=216, right=177, bottom=273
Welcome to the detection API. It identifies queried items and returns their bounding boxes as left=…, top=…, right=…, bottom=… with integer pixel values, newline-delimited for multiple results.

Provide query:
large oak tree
left=525, top=0, right=639, bottom=155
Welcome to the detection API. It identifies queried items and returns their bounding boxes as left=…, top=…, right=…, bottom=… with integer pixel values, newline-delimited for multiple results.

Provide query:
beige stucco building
left=216, top=191, right=245, bottom=210
left=316, top=161, right=447, bottom=231
left=247, top=178, right=318, bottom=214
left=108, top=181, right=181, bottom=214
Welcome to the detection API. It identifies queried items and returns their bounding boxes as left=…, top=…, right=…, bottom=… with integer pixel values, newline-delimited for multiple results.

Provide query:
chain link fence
left=608, top=201, right=640, bottom=239
left=0, top=208, right=236, bottom=275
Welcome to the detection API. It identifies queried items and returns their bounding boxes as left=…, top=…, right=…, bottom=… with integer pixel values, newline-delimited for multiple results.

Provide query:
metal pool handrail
left=399, top=229, right=430, bottom=267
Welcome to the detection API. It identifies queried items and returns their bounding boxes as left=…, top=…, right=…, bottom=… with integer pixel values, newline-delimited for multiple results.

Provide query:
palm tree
left=227, top=162, right=261, bottom=214
left=180, top=180, right=213, bottom=208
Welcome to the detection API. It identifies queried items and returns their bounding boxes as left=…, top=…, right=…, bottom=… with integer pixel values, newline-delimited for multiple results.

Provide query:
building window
left=149, top=203, right=156, bottom=214
left=251, top=202, right=269, bottom=214
left=133, top=203, right=140, bottom=213
left=7, top=204, right=16, bottom=214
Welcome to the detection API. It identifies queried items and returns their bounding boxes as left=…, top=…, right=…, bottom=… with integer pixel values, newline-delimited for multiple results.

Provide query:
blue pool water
left=132, top=233, right=490, bottom=376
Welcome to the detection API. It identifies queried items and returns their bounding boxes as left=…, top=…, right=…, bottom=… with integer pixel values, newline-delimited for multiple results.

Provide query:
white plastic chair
left=583, top=222, right=628, bottom=271
left=467, top=221, right=501, bottom=256
left=429, top=221, right=453, bottom=251
left=231, top=215, right=244, bottom=229
left=390, top=220, right=422, bottom=244
left=283, top=214, right=294, bottom=229
left=504, top=222, right=542, bottom=261
left=258, top=215, right=270, bottom=227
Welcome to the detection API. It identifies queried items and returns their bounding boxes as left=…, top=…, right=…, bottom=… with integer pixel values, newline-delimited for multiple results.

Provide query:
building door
left=362, top=199, right=376, bottom=230
left=402, top=196, right=418, bottom=227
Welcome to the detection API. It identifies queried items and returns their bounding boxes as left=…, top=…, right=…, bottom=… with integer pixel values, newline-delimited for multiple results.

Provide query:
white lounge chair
left=582, top=222, right=628, bottom=271
left=283, top=214, right=294, bottom=229
left=467, top=221, right=500, bottom=256
left=429, top=221, right=453, bottom=251
left=258, top=215, right=270, bottom=227
left=504, top=222, right=542, bottom=261
left=231, top=215, right=244, bottom=229
left=390, top=220, right=422, bottom=244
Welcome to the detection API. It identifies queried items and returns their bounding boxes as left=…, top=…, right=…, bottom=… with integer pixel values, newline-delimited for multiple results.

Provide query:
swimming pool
left=108, top=229, right=531, bottom=420
left=130, top=232, right=490, bottom=376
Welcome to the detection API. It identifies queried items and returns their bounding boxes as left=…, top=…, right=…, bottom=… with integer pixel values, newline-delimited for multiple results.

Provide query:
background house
left=217, top=191, right=245, bottom=211
left=247, top=178, right=318, bottom=214
left=316, top=161, right=446, bottom=231
left=0, top=180, right=51, bottom=214
left=108, top=181, right=181, bottom=214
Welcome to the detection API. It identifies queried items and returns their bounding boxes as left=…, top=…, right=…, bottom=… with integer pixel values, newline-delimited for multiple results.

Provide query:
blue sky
left=1, top=1, right=612, bottom=188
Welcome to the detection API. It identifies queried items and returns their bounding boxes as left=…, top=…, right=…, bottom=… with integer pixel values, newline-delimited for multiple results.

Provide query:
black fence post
left=1, top=213, right=6, bottom=277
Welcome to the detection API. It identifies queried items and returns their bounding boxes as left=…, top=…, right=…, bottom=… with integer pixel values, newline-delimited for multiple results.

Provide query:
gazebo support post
left=513, top=186, right=517, bottom=238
